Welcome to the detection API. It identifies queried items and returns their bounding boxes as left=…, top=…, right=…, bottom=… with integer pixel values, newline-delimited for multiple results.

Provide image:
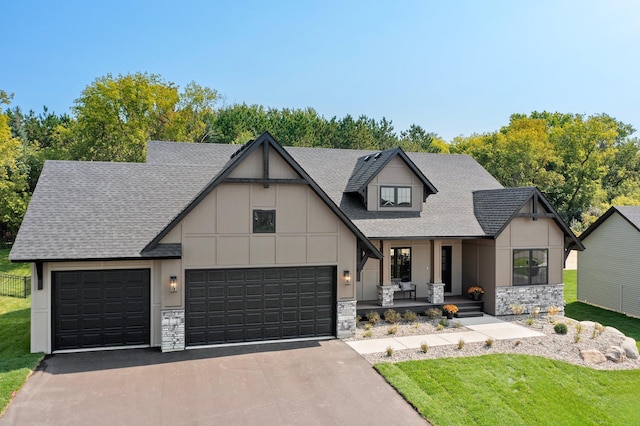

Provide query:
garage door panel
left=186, top=266, right=335, bottom=346
left=53, top=269, right=150, bottom=351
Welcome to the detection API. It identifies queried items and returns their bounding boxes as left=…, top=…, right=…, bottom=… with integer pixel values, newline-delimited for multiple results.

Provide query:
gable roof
left=579, top=205, right=640, bottom=242
left=473, top=187, right=584, bottom=250
left=11, top=134, right=581, bottom=262
left=142, top=132, right=382, bottom=259
left=344, top=148, right=437, bottom=201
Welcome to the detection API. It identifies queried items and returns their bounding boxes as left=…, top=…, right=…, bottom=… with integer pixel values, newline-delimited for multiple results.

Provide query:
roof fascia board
left=579, top=206, right=640, bottom=242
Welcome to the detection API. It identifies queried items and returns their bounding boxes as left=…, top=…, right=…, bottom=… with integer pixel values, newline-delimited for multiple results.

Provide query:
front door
left=442, top=246, right=452, bottom=293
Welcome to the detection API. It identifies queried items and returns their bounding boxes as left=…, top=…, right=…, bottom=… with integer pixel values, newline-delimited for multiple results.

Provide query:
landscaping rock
left=580, top=349, right=606, bottom=364
left=580, top=320, right=595, bottom=328
left=621, top=338, right=639, bottom=360
left=605, top=346, right=626, bottom=363
left=605, top=326, right=624, bottom=336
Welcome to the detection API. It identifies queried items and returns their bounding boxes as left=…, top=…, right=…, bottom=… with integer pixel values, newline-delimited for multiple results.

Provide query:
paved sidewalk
left=345, top=315, right=544, bottom=355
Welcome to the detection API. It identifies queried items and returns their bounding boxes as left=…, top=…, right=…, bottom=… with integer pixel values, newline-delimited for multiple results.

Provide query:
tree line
left=1, top=72, right=638, bottom=242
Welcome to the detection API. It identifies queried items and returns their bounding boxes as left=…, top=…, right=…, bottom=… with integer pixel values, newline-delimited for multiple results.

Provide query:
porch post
left=428, top=240, right=445, bottom=303
left=431, top=240, right=442, bottom=284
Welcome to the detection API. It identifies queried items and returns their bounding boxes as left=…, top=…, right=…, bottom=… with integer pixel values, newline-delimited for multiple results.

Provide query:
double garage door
left=186, top=266, right=336, bottom=346
left=52, top=269, right=150, bottom=351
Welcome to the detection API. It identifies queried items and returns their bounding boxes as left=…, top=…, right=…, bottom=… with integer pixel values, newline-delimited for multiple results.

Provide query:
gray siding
left=578, top=212, right=640, bottom=318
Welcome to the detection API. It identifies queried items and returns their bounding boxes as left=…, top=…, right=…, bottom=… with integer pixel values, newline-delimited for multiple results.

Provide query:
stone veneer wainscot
left=495, top=284, right=564, bottom=316
left=337, top=300, right=357, bottom=337
left=161, top=309, right=185, bottom=352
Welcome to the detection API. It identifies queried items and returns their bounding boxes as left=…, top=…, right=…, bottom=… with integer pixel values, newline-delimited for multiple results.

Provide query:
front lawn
left=376, top=354, right=640, bottom=426
left=0, top=296, right=43, bottom=415
left=564, top=270, right=640, bottom=348
left=0, top=249, right=30, bottom=277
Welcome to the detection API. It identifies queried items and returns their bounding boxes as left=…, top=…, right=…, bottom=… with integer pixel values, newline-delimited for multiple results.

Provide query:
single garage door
left=186, top=266, right=336, bottom=346
left=52, top=269, right=150, bottom=351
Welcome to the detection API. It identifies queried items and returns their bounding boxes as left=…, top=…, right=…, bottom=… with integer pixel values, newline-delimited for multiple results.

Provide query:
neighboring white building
left=578, top=206, right=640, bottom=318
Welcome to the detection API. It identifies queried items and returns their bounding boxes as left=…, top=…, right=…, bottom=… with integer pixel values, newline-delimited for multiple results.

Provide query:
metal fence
left=0, top=273, right=31, bottom=298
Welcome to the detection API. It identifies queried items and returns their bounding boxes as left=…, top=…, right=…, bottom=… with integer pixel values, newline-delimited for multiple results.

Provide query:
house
left=10, top=132, right=583, bottom=354
left=577, top=206, right=640, bottom=318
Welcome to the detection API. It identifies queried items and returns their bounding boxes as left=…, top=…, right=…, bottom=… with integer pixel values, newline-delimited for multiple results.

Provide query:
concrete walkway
left=346, top=315, right=544, bottom=355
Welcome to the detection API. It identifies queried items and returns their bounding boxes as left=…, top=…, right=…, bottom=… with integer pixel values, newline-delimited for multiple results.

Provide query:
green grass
left=376, top=354, right=640, bottom=426
left=564, top=269, right=640, bottom=349
left=0, top=249, right=30, bottom=276
left=0, top=296, right=43, bottom=415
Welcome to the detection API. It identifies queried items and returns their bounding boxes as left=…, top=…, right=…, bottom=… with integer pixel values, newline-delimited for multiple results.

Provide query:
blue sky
left=3, top=1, right=639, bottom=141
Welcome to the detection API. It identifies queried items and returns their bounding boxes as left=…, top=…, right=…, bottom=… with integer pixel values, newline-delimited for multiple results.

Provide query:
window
left=380, top=186, right=412, bottom=207
left=390, top=247, right=411, bottom=281
left=253, top=210, right=275, bottom=233
left=513, top=249, right=548, bottom=286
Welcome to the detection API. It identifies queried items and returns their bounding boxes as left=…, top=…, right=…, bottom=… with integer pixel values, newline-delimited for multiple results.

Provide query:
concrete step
left=455, top=311, right=484, bottom=318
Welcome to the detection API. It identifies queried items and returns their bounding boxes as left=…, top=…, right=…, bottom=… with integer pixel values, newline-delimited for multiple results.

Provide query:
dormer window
left=380, top=186, right=412, bottom=207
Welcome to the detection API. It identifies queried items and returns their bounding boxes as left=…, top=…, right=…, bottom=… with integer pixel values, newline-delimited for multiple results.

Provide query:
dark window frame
left=390, top=247, right=412, bottom=282
left=253, top=209, right=276, bottom=233
left=513, top=249, right=548, bottom=286
left=380, top=186, right=412, bottom=207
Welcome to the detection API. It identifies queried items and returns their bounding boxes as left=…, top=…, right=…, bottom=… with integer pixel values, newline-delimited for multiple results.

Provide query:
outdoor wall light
left=344, top=270, right=351, bottom=285
left=170, top=276, right=178, bottom=293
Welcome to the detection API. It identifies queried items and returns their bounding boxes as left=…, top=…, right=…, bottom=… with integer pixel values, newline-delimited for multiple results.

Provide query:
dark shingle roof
left=12, top=138, right=581, bottom=261
left=9, top=161, right=214, bottom=261
left=473, top=187, right=536, bottom=236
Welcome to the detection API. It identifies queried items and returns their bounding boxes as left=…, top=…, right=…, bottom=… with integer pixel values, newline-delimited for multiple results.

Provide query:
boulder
left=580, top=349, right=606, bottom=364
left=605, top=326, right=624, bottom=336
left=605, top=346, right=626, bottom=363
left=621, top=338, right=639, bottom=360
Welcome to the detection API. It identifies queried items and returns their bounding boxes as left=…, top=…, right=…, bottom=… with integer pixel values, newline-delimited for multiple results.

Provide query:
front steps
left=454, top=301, right=484, bottom=318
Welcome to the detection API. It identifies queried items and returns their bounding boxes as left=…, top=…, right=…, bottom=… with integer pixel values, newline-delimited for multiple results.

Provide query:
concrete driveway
left=1, top=339, right=426, bottom=425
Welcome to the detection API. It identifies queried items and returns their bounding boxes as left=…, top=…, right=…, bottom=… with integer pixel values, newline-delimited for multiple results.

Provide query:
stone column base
left=377, top=285, right=394, bottom=307
left=161, top=309, right=185, bottom=352
left=337, top=300, right=357, bottom=338
left=427, top=282, right=445, bottom=304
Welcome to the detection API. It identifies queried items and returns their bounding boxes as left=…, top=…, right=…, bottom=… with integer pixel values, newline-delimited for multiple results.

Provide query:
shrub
left=413, top=322, right=420, bottom=329
left=363, top=330, right=372, bottom=338
left=387, top=324, right=398, bottom=335
left=355, top=314, right=362, bottom=324
left=485, top=338, right=494, bottom=347
left=526, top=318, right=535, bottom=326
left=531, top=306, right=540, bottom=318
left=574, top=333, right=581, bottom=343
left=575, top=323, right=583, bottom=334
left=403, top=310, right=418, bottom=322
left=384, top=309, right=402, bottom=324
left=510, top=304, right=525, bottom=316
left=594, top=322, right=605, bottom=333
left=364, top=323, right=372, bottom=331
left=437, top=323, right=444, bottom=331
left=366, top=311, right=380, bottom=325
left=420, top=342, right=429, bottom=353
left=438, top=318, right=449, bottom=327
left=548, top=305, right=560, bottom=316
left=457, top=339, right=465, bottom=350
left=386, top=346, right=394, bottom=357
left=453, top=321, right=462, bottom=329
left=425, top=308, right=442, bottom=319
left=554, top=322, right=568, bottom=335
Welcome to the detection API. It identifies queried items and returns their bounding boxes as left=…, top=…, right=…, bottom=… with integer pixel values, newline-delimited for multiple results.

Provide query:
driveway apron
left=1, top=339, right=426, bottom=425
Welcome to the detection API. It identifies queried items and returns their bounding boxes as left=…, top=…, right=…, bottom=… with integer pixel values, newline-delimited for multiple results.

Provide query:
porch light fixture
left=344, top=270, right=351, bottom=285
left=170, top=276, right=178, bottom=293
